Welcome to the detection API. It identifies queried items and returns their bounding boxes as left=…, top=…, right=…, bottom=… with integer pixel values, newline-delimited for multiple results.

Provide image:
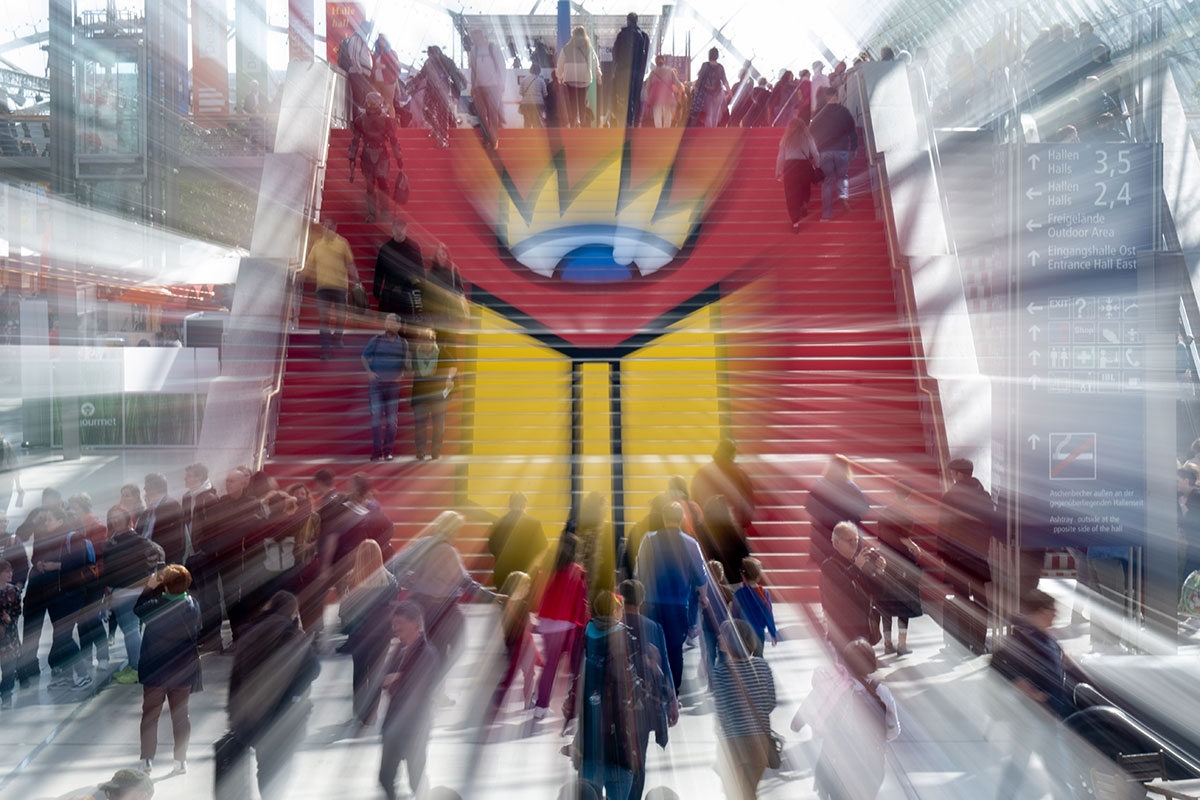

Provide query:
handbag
left=392, top=171, right=410, bottom=205
left=348, top=283, right=369, bottom=313
left=766, top=730, right=784, bottom=769
left=811, top=164, right=826, bottom=183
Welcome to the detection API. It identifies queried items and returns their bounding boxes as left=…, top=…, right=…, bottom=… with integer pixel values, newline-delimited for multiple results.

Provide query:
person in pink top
left=531, top=532, right=589, bottom=720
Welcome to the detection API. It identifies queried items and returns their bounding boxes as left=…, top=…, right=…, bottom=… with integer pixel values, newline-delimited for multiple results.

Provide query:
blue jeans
left=112, top=588, right=142, bottom=670
left=369, top=379, right=401, bottom=457
left=820, top=150, right=851, bottom=219
left=582, top=763, right=633, bottom=800
left=647, top=602, right=689, bottom=693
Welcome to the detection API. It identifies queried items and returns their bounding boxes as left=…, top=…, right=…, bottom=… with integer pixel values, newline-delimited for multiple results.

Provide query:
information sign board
left=1017, top=143, right=1155, bottom=547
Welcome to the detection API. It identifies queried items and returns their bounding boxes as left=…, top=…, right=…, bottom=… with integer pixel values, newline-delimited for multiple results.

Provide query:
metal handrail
left=854, top=67, right=953, bottom=483
left=249, top=68, right=342, bottom=470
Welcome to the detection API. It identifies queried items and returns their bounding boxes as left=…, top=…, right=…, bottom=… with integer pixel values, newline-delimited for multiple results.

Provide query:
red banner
left=288, top=0, right=315, bottom=62
left=191, top=0, right=229, bottom=115
left=325, top=1, right=367, bottom=64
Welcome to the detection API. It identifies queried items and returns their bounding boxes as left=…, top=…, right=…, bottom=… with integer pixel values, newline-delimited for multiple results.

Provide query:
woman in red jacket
left=530, top=532, right=588, bottom=720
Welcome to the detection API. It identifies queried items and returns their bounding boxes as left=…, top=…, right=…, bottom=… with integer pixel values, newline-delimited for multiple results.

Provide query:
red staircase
left=266, top=124, right=942, bottom=598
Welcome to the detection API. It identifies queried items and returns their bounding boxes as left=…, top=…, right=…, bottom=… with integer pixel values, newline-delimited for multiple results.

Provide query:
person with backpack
left=350, top=91, right=403, bottom=223
left=556, top=27, right=601, bottom=128
left=687, top=48, right=730, bottom=127
left=338, top=22, right=374, bottom=118
left=563, top=591, right=641, bottom=799
left=794, top=638, right=899, bottom=800
left=619, top=580, right=679, bottom=800
left=48, top=507, right=99, bottom=689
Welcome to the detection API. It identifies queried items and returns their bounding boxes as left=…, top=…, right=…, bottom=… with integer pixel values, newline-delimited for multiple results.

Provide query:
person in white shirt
left=468, top=29, right=507, bottom=148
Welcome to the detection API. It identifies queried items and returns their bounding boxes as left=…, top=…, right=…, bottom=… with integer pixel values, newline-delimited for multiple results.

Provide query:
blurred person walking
left=711, top=619, right=777, bottom=800
left=379, top=600, right=441, bottom=800
left=611, top=13, right=650, bottom=127
left=557, top=27, right=601, bottom=128
left=794, top=638, right=899, bottom=800
left=222, top=591, right=320, bottom=800
left=776, top=115, right=820, bottom=230
left=531, top=532, right=589, bottom=720
left=301, top=218, right=361, bottom=360
left=340, top=540, right=397, bottom=729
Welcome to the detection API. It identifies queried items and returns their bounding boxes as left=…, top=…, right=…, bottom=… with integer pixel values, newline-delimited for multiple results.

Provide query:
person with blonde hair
left=134, top=564, right=201, bottom=775
left=490, top=570, right=537, bottom=713
left=776, top=115, right=820, bottom=230
left=645, top=54, right=684, bottom=128
left=341, top=539, right=397, bottom=728
left=556, top=26, right=601, bottom=127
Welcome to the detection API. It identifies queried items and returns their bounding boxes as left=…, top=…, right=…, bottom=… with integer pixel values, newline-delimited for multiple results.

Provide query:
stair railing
left=852, top=64, right=953, bottom=480
left=250, top=68, right=343, bottom=469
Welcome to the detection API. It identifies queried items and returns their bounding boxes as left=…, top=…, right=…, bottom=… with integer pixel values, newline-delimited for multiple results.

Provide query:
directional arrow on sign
left=1029, top=375, right=1041, bottom=391
left=1025, top=187, right=1043, bottom=200
left=1028, top=153, right=1040, bottom=170
left=1028, top=350, right=1041, bottom=365
left=1029, top=324, right=1042, bottom=341
left=1028, top=251, right=1040, bottom=267
left=1027, top=302, right=1044, bottom=315
left=1028, top=433, right=1041, bottom=451
left=1026, top=219, right=1043, bottom=232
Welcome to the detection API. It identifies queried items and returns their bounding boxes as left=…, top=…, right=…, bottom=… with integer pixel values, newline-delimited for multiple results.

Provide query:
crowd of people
left=0, top=423, right=1143, bottom=800
left=330, top=13, right=1130, bottom=153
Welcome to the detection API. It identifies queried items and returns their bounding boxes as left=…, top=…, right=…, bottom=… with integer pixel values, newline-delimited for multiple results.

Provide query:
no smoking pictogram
left=1050, top=433, right=1097, bottom=480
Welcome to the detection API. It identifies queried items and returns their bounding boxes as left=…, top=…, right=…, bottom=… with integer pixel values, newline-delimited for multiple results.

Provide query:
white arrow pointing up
left=1029, top=375, right=1041, bottom=391
left=1026, top=187, right=1043, bottom=201
left=1028, top=153, right=1041, bottom=170
left=1028, top=350, right=1041, bottom=365
left=1029, top=324, right=1042, bottom=341
left=1026, top=219, right=1043, bottom=232
left=1028, top=251, right=1040, bottom=267
left=1028, top=433, right=1041, bottom=450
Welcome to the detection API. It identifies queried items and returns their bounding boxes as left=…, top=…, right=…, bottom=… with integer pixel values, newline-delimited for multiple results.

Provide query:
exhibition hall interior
left=1, top=0, right=1200, bottom=798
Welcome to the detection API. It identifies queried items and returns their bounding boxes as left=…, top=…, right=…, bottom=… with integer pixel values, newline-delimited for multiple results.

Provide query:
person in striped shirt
left=711, top=619, right=777, bottom=799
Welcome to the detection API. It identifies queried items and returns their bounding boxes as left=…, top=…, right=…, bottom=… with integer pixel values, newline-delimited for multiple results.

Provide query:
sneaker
left=384, top=453, right=394, bottom=461
left=174, top=760, right=187, bottom=774
left=0, top=696, right=12, bottom=710
left=896, top=644, right=912, bottom=656
left=883, top=641, right=896, bottom=655
left=140, top=759, right=153, bottom=774
left=531, top=706, right=547, bottom=720
left=48, top=674, right=71, bottom=689
left=73, top=675, right=93, bottom=690
left=115, top=666, right=139, bottom=684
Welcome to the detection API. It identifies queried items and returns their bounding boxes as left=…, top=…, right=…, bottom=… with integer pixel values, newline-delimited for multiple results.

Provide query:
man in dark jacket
left=223, top=591, right=320, bottom=800
left=937, top=457, right=995, bottom=653
left=809, top=86, right=858, bottom=220
left=991, top=590, right=1075, bottom=799
left=487, top=492, right=547, bottom=589
left=379, top=600, right=440, bottom=800
left=181, top=462, right=219, bottom=647
left=820, top=521, right=885, bottom=654
left=373, top=218, right=425, bottom=320
left=195, top=467, right=259, bottom=647
left=611, top=13, right=650, bottom=127
left=138, top=473, right=186, bottom=566
left=0, top=510, right=29, bottom=592
left=104, top=505, right=165, bottom=683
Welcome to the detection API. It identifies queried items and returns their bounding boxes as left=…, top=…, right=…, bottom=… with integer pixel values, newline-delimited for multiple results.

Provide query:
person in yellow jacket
left=302, top=218, right=362, bottom=359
